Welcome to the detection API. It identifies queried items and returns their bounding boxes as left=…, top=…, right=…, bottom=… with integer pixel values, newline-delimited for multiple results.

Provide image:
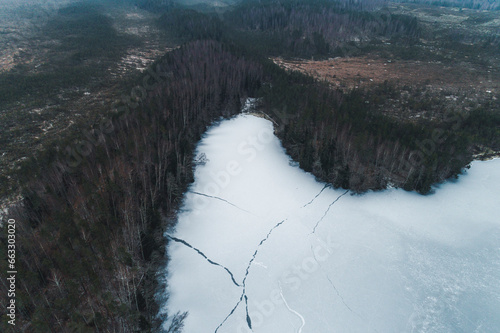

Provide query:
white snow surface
left=162, top=114, right=500, bottom=333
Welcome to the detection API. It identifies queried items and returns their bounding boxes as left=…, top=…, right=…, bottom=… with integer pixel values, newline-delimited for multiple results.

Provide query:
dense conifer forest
left=1, top=39, right=262, bottom=331
left=0, top=0, right=499, bottom=331
left=155, top=0, right=498, bottom=193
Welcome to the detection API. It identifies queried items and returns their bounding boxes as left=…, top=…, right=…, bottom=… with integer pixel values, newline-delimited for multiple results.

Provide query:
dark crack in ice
left=190, top=191, right=257, bottom=216
left=167, top=235, right=241, bottom=287
left=302, top=184, right=330, bottom=208
left=311, top=190, right=349, bottom=234
left=214, top=219, right=287, bottom=332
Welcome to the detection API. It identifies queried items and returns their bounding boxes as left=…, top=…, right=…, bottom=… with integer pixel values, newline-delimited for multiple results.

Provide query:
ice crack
left=310, top=245, right=366, bottom=323
left=324, top=274, right=355, bottom=314
left=212, top=183, right=348, bottom=332
left=311, top=190, right=349, bottom=234
left=210, top=185, right=348, bottom=331
left=243, top=219, right=287, bottom=285
left=214, top=219, right=287, bottom=332
left=167, top=235, right=241, bottom=287
left=302, top=184, right=330, bottom=208
left=214, top=294, right=245, bottom=333
left=189, top=191, right=256, bottom=215
left=244, top=295, right=252, bottom=330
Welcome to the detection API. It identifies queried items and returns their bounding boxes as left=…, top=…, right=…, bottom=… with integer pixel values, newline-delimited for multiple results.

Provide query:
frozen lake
left=162, top=114, right=500, bottom=333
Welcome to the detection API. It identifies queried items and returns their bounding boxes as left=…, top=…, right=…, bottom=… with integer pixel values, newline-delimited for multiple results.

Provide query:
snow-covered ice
left=162, top=114, right=500, bottom=333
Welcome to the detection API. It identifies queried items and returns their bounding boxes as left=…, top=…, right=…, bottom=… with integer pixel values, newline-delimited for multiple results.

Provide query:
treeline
left=160, top=3, right=500, bottom=193
left=155, top=6, right=475, bottom=193
left=462, top=104, right=500, bottom=151
left=1, top=2, right=498, bottom=332
left=155, top=0, right=419, bottom=58
left=0, top=40, right=262, bottom=332
left=157, top=8, right=225, bottom=42
left=258, top=64, right=472, bottom=193
left=137, top=0, right=176, bottom=12
left=224, top=0, right=420, bottom=58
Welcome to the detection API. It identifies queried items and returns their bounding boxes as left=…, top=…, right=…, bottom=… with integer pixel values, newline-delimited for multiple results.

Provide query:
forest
left=1, top=0, right=499, bottom=331
left=0, top=3, right=141, bottom=107
left=0, top=40, right=262, bottom=331
left=224, top=0, right=420, bottom=58
left=156, top=0, right=420, bottom=58
left=260, top=62, right=499, bottom=192
left=155, top=0, right=497, bottom=193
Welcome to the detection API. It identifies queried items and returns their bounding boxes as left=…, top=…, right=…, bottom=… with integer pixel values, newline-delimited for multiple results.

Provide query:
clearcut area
left=162, top=114, right=500, bottom=333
